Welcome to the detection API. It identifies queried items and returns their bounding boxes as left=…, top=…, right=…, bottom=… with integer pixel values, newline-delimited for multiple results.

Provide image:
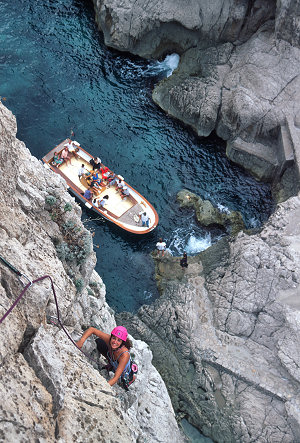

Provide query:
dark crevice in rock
left=23, top=347, right=61, bottom=419
left=55, top=420, right=60, bottom=440
left=18, top=324, right=37, bottom=354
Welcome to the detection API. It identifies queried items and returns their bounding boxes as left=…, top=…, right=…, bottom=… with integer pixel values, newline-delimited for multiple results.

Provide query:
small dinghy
left=42, top=139, right=159, bottom=234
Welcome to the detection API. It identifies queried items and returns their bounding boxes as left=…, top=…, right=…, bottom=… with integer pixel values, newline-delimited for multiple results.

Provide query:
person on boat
left=83, top=187, right=93, bottom=201
left=76, top=326, right=136, bottom=388
left=64, top=140, right=80, bottom=159
left=70, top=144, right=80, bottom=159
left=115, top=178, right=125, bottom=191
left=120, top=186, right=130, bottom=199
left=60, top=146, right=72, bottom=165
left=90, top=157, right=101, bottom=170
left=156, top=238, right=167, bottom=257
left=52, top=152, right=63, bottom=166
left=94, top=195, right=109, bottom=208
left=78, top=164, right=87, bottom=180
left=180, top=252, right=188, bottom=268
left=107, top=171, right=117, bottom=186
left=100, top=166, right=110, bottom=179
left=91, top=171, right=102, bottom=186
left=140, top=212, right=150, bottom=227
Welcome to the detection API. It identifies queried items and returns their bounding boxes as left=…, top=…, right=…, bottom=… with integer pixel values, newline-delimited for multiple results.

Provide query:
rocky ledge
left=0, top=102, right=183, bottom=442
left=92, top=0, right=300, bottom=197
left=120, top=194, right=300, bottom=442
left=91, top=2, right=300, bottom=440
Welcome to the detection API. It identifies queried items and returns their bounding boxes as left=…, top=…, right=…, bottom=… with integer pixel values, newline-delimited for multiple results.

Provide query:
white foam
left=162, top=53, right=180, bottom=77
left=249, top=217, right=260, bottom=228
left=217, top=203, right=230, bottom=214
left=168, top=227, right=212, bottom=256
left=145, top=53, right=180, bottom=78
left=144, top=291, right=153, bottom=300
left=185, top=234, right=211, bottom=254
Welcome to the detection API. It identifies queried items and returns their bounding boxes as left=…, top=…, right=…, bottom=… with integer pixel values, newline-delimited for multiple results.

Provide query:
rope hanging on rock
left=0, top=255, right=99, bottom=365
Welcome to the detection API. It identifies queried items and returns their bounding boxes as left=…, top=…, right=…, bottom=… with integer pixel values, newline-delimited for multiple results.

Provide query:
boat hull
left=42, top=139, right=159, bottom=234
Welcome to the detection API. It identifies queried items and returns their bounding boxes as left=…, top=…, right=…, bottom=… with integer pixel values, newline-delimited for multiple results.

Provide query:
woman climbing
left=76, top=326, right=137, bottom=388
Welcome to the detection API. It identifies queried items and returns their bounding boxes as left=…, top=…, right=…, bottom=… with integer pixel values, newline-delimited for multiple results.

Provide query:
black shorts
left=95, top=338, right=109, bottom=356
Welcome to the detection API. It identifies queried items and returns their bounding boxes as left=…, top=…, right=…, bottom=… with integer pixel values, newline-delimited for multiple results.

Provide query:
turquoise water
left=1, top=0, right=274, bottom=313
left=181, top=419, right=214, bottom=442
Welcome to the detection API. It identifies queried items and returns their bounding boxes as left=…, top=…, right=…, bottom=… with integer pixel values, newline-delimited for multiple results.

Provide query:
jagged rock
left=92, top=0, right=275, bottom=58
left=0, top=102, right=183, bottom=442
left=116, top=338, right=183, bottom=442
left=177, top=189, right=245, bottom=235
left=153, top=25, right=300, bottom=184
left=152, top=42, right=233, bottom=138
left=91, top=1, right=300, bottom=188
left=275, top=0, right=300, bottom=48
left=120, top=195, right=300, bottom=442
left=0, top=353, right=55, bottom=442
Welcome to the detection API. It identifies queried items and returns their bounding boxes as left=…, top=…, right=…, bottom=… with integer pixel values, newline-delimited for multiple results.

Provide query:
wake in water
left=145, top=53, right=180, bottom=78
left=168, top=226, right=212, bottom=256
left=114, top=53, right=180, bottom=83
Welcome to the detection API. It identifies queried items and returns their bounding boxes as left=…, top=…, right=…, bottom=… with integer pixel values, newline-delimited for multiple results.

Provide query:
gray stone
left=0, top=101, right=183, bottom=442
left=275, top=0, right=300, bottom=48
left=177, top=189, right=245, bottom=234
left=91, top=1, right=300, bottom=186
left=120, top=195, right=300, bottom=442
left=92, top=0, right=275, bottom=58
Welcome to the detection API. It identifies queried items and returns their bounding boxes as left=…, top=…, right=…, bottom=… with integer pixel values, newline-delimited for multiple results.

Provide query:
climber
left=76, top=326, right=137, bottom=388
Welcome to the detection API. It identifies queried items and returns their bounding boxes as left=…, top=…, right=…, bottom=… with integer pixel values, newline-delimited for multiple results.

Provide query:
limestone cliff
left=120, top=194, right=300, bottom=442
left=92, top=0, right=300, bottom=193
left=88, top=2, right=300, bottom=440
left=0, top=102, right=183, bottom=442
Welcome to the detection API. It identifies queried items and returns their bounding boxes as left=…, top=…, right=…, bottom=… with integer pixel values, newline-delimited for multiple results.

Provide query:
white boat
left=42, top=139, right=159, bottom=234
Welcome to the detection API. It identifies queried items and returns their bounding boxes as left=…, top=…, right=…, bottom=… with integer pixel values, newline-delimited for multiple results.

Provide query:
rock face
left=92, top=0, right=275, bottom=58
left=177, top=189, right=245, bottom=235
left=92, top=0, right=300, bottom=192
left=0, top=102, right=183, bottom=442
left=120, top=195, right=300, bottom=442
left=275, top=0, right=300, bottom=48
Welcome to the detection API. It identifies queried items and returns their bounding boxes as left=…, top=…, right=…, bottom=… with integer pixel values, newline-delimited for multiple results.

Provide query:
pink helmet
left=111, top=326, right=128, bottom=341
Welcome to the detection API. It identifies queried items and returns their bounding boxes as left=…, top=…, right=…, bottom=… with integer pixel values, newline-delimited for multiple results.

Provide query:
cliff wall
left=92, top=0, right=300, bottom=192
left=120, top=194, right=300, bottom=442
left=0, top=102, right=183, bottom=442
left=89, top=2, right=300, bottom=439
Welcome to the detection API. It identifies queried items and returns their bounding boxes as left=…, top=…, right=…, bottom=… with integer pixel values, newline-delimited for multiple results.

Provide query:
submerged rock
left=177, top=189, right=245, bottom=235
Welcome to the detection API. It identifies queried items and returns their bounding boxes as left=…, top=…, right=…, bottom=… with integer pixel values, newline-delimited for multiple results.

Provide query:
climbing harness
left=0, top=255, right=137, bottom=389
left=121, top=362, right=138, bottom=391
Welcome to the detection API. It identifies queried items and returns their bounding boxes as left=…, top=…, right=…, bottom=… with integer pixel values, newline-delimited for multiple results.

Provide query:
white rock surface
left=92, top=0, right=300, bottom=186
left=0, top=102, right=183, bottom=442
left=121, top=195, right=300, bottom=442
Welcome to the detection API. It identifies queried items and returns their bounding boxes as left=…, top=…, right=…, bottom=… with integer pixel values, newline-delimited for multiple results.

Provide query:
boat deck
left=42, top=139, right=159, bottom=233
left=56, top=148, right=144, bottom=222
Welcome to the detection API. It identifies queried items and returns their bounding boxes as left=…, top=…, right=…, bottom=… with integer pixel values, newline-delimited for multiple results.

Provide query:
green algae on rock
left=177, top=189, right=245, bottom=235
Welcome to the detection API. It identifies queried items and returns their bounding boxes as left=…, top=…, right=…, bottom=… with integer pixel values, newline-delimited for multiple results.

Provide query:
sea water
left=0, top=0, right=274, bottom=314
